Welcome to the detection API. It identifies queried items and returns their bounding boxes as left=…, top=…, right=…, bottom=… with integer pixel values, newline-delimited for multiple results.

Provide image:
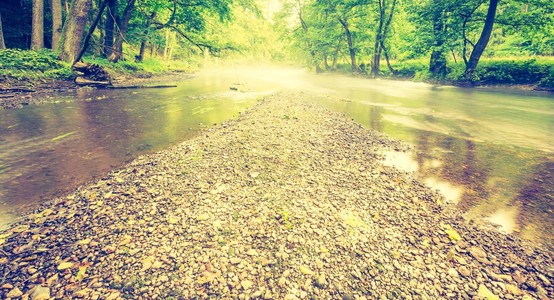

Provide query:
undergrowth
left=331, top=57, right=554, bottom=89
left=0, top=49, right=73, bottom=81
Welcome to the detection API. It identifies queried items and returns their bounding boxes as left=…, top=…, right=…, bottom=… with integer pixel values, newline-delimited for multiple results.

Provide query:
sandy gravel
left=0, top=92, right=552, bottom=300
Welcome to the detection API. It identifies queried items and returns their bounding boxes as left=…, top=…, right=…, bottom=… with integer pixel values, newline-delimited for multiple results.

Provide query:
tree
left=428, top=1, right=448, bottom=78
left=51, top=0, right=63, bottom=50
left=74, top=0, right=109, bottom=64
left=58, top=0, right=92, bottom=63
left=371, top=0, right=397, bottom=77
left=0, top=11, right=6, bottom=49
left=316, top=0, right=369, bottom=73
left=136, top=11, right=157, bottom=62
left=103, top=0, right=117, bottom=57
left=126, top=0, right=237, bottom=63
left=31, top=0, right=45, bottom=49
left=464, top=0, right=499, bottom=80
left=108, top=0, right=135, bottom=62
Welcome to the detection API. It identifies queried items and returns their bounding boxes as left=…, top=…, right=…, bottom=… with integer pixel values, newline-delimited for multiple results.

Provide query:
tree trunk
left=51, top=0, right=62, bottom=50
left=381, top=43, right=397, bottom=75
left=371, top=1, right=385, bottom=77
left=58, top=0, right=92, bottom=63
left=429, top=2, right=447, bottom=78
left=103, top=0, right=116, bottom=57
left=372, top=38, right=382, bottom=77
left=373, top=0, right=397, bottom=77
left=323, top=54, right=330, bottom=70
left=31, top=0, right=45, bottom=49
left=339, top=18, right=358, bottom=73
left=73, top=0, right=108, bottom=64
left=136, top=11, right=156, bottom=63
left=0, top=12, right=6, bottom=49
left=109, top=0, right=136, bottom=62
left=163, top=28, right=170, bottom=60
left=464, top=0, right=500, bottom=81
left=332, top=49, right=339, bottom=70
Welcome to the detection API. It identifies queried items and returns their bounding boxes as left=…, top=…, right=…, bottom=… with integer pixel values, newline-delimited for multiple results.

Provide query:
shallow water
left=0, top=67, right=552, bottom=247
left=306, top=75, right=553, bottom=247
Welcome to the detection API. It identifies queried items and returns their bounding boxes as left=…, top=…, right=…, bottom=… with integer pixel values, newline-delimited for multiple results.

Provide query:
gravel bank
left=0, top=92, right=552, bottom=300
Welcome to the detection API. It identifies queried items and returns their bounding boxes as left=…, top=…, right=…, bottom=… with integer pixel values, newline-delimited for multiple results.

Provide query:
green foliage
left=84, top=56, right=191, bottom=75
left=392, top=60, right=428, bottom=78
left=0, top=49, right=73, bottom=80
left=538, top=67, right=554, bottom=89
left=444, top=59, right=552, bottom=85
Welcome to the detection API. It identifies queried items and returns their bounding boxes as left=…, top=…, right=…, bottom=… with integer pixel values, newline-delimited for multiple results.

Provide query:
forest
left=0, top=0, right=553, bottom=88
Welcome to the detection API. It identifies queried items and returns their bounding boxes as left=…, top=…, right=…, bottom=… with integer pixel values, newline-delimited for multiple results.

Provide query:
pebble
left=458, top=266, right=471, bottom=277
left=447, top=268, right=459, bottom=278
left=30, top=286, right=50, bottom=300
left=505, top=284, right=523, bottom=296
left=7, top=287, right=23, bottom=298
left=0, top=93, right=551, bottom=300
left=241, top=280, right=254, bottom=290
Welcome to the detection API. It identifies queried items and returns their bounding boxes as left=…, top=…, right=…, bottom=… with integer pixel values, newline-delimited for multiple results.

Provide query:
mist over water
left=1, top=66, right=552, bottom=247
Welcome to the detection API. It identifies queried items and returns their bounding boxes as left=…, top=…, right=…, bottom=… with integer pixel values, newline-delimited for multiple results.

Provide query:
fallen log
left=75, top=76, right=111, bottom=87
left=73, top=62, right=112, bottom=86
left=104, top=84, right=177, bottom=89
left=0, top=87, right=36, bottom=93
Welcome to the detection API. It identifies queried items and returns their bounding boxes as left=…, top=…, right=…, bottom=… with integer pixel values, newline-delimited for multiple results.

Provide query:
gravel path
left=0, top=92, right=552, bottom=300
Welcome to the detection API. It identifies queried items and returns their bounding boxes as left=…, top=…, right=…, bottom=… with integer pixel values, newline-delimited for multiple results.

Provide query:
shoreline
left=1, top=92, right=551, bottom=299
left=0, top=71, right=194, bottom=110
left=2, top=67, right=552, bottom=110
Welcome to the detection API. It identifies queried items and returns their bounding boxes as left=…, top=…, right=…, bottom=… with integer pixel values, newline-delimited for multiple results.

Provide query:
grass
left=0, top=48, right=195, bottom=85
left=84, top=56, right=195, bottom=77
left=0, top=49, right=73, bottom=81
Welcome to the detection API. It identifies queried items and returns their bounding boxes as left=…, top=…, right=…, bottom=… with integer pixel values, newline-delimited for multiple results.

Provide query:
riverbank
left=0, top=92, right=551, bottom=299
left=0, top=71, right=194, bottom=110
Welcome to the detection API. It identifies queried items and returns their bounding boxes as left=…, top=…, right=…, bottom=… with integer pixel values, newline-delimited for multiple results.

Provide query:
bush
left=445, top=63, right=466, bottom=81
left=537, top=67, right=554, bottom=89
left=390, top=60, right=427, bottom=78
left=473, top=59, right=550, bottom=84
left=0, top=49, right=73, bottom=80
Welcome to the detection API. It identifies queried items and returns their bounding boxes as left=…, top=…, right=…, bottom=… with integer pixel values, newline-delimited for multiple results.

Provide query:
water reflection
left=0, top=81, right=260, bottom=228
left=314, top=77, right=553, bottom=248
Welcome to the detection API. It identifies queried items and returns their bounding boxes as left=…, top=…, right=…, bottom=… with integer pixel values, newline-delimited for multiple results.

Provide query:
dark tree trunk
left=31, top=0, right=45, bottom=49
left=372, top=0, right=397, bottom=77
left=136, top=11, right=156, bottom=63
left=73, top=0, right=108, bottom=64
left=371, top=1, right=385, bottom=77
left=464, top=0, right=500, bottom=81
left=109, top=0, right=135, bottom=62
left=339, top=18, right=358, bottom=73
left=382, top=43, right=397, bottom=75
left=51, top=0, right=62, bottom=50
left=58, top=0, right=92, bottom=63
left=332, top=49, right=339, bottom=70
left=429, top=2, right=447, bottom=78
left=0, top=12, right=5, bottom=49
left=103, top=0, right=116, bottom=57
left=372, top=38, right=382, bottom=77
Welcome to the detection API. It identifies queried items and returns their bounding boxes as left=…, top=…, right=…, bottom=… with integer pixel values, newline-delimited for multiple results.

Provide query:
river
left=1, top=67, right=552, bottom=248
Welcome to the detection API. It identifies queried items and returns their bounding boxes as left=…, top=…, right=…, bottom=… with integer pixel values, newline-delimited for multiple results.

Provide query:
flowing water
left=1, top=67, right=552, bottom=247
